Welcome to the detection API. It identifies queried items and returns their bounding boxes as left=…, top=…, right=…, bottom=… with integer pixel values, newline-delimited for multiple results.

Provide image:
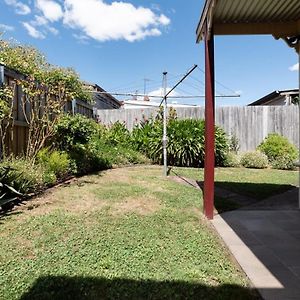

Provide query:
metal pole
left=163, top=71, right=168, bottom=176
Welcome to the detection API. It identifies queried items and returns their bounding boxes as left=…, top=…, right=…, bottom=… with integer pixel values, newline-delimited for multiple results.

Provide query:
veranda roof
left=196, top=0, right=300, bottom=50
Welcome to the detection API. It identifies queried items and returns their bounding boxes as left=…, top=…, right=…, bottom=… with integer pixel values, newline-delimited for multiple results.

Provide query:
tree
left=0, top=37, right=91, bottom=158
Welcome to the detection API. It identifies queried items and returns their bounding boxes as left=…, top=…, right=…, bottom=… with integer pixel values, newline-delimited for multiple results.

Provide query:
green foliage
left=53, top=115, right=111, bottom=174
left=271, top=156, right=297, bottom=170
left=132, top=119, right=229, bottom=167
left=54, top=114, right=98, bottom=151
left=0, top=158, right=44, bottom=195
left=68, top=142, right=112, bottom=175
left=223, top=152, right=240, bottom=168
left=240, top=151, right=269, bottom=169
left=0, top=85, right=14, bottom=120
left=229, top=135, right=240, bottom=154
left=53, top=115, right=148, bottom=174
left=94, top=139, right=149, bottom=166
left=0, top=38, right=90, bottom=102
left=258, top=133, right=298, bottom=170
left=0, top=166, right=23, bottom=205
left=0, top=37, right=92, bottom=158
left=37, top=148, right=71, bottom=183
left=103, top=121, right=131, bottom=146
left=167, top=119, right=205, bottom=167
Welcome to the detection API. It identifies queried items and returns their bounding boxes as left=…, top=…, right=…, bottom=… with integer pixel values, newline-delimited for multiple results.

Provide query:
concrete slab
left=212, top=210, right=300, bottom=300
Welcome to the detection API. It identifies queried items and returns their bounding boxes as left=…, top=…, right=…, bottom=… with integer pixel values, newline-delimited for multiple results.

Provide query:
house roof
left=248, top=89, right=299, bottom=106
left=122, top=100, right=200, bottom=109
left=196, top=0, right=300, bottom=50
left=83, top=82, right=121, bottom=107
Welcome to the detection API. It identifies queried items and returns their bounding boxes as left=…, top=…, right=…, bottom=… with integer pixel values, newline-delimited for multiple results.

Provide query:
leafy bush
left=271, top=156, right=297, bottom=170
left=132, top=119, right=229, bottom=167
left=37, top=148, right=71, bottom=183
left=94, top=139, right=149, bottom=166
left=104, top=121, right=131, bottom=146
left=0, top=158, right=44, bottom=195
left=223, top=152, right=240, bottom=168
left=257, top=133, right=298, bottom=170
left=54, top=114, right=98, bottom=151
left=69, top=142, right=112, bottom=175
left=240, top=151, right=269, bottom=169
left=53, top=115, right=112, bottom=174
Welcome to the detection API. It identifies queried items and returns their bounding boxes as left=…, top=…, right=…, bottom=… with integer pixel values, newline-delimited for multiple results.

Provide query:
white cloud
left=63, top=0, right=170, bottom=42
left=22, top=22, right=45, bottom=39
left=234, top=90, right=243, bottom=95
left=289, top=63, right=299, bottom=72
left=36, top=0, right=63, bottom=22
left=48, top=26, right=59, bottom=35
left=0, top=23, right=15, bottom=31
left=149, top=87, right=180, bottom=98
left=32, top=15, right=48, bottom=26
left=4, top=0, right=31, bottom=15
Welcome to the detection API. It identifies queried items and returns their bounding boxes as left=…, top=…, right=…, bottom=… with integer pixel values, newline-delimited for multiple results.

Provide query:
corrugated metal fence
left=97, top=106, right=299, bottom=151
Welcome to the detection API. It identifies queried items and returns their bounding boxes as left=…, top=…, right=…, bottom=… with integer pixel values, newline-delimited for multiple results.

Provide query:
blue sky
left=0, top=0, right=299, bottom=106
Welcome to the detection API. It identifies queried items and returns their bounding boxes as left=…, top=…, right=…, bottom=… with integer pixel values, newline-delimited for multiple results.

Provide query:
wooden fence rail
left=96, top=106, right=299, bottom=152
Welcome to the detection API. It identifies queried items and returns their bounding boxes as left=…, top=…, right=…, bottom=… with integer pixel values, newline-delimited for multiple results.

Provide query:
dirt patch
left=112, top=196, right=161, bottom=216
left=4, top=166, right=163, bottom=219
left=17, top=187, right=107, bottom=217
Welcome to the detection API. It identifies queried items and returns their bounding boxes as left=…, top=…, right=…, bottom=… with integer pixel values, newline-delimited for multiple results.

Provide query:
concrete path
left=213, top=209, right=300, bottom=300
left=169, top=174, right=300, bottom=299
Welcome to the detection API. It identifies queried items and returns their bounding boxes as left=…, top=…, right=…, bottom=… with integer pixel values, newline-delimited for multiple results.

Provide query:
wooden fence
left=0, top=64, right=94, bottom=156
left=96, top=106, right=299, bottom=151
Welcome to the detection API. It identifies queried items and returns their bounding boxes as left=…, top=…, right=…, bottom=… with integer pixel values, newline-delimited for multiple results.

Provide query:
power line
left=196, top=66, right=238, bottom=94
left=93, top=91, right=240, bottom=99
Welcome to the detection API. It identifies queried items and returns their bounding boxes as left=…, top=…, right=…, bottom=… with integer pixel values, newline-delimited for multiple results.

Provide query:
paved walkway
left=213, top=202, right=300, bottom=299
left=169, top=175, right=300, bottom=299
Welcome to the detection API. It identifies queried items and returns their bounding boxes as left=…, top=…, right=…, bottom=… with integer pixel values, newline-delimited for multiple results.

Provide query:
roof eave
left=196, top=0, right=214, bottom=43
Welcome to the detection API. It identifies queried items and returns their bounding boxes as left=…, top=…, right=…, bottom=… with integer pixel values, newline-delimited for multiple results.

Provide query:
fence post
left=0, top=65, right=4, bottom=86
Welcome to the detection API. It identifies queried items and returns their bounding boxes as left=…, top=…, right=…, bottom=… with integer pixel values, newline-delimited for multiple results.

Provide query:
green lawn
left=171, top=167, right=298, bottom=200
left=0, top=166, right=258, bottom=300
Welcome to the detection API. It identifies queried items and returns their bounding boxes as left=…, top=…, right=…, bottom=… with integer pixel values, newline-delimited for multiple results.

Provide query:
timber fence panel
left=97, top=106, right=299, bottom=151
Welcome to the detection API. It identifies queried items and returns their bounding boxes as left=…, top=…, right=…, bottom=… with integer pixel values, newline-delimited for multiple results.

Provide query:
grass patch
left=171, top=167, right=298, bottom=200
left=0, top=166, right=258, bottom=300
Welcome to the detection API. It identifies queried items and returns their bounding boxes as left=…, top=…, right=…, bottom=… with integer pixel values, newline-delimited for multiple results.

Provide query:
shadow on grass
left=215, top=182, right=296, bottom=201
left=19, top=276, right=261, bottom=300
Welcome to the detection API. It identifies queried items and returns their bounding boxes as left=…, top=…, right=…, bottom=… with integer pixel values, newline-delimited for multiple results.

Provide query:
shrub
left=240, top=151, right=269, bottom=169
left=223, top=152, right=240, bottom=168
left=54, top=114, right=98, bottom=151
left=0, top=158, right=44, bottom=195
left=94, top=139, right=149, bottom=166
left=69, top=142, right=112, bottom=175
left=37, top=148, right=71, bottom=181
left=132, top=119, right=229, bottom=167
left=104, top=121, right=131, bottom=146
left=271, top=156, right=297, bottom=170
left=53, top=115, right=112, bottom=174
left=257, top=133, right=298, bottom=170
